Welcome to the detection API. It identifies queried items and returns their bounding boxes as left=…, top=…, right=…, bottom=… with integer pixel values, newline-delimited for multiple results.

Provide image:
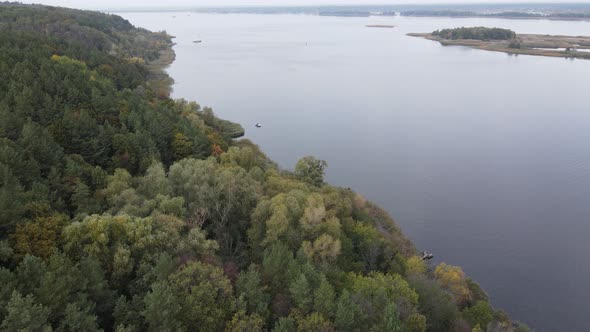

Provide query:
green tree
left=236, top=265, right=270, bottom=318
left=335, top=289, right=364, bottom=331
left=171, top=133, right=193, bottom=160
left=290, top=274, right=313, bottom=314
left=1, top=291, right=51, bottom=332
left=137, top=161, right=171, bottom=199
left=380, top=302, right=402, bottom=332
left=262, top=242, right=296, bottom=293
left=406, top=256, right=427, bottom=275
left=19, top=120, right=64, bottom=175
left=462, top=301, right=493, bottom=329
left=404, top=313, right=427, bottom=332
left=272, top=317, right=297, bottom=332
left=294, top=156, right=327, bottom=187
left=57, top=302, right=102, bottom=332
left=296, top=312, right=334, bottom=332
left=0, top=164, right=25, bottom=231
left=313, top=277, right=335, bottom=319
left=168, top=261, right=235, bottom=331
left=71, top=181, right=100, bottom=215
left=142, top=281, right=183, bottom=331
left=226, top=311, right=265, bottom=332
left=409, top=276, right=459, bottom=332
left=0, top=268, right=17, bottom=320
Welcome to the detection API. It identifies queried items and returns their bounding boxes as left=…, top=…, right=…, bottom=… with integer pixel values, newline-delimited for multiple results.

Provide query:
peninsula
left=408, top=27, right=590, bottom=60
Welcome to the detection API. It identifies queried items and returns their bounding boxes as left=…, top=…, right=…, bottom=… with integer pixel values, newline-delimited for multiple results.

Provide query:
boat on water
left=421, top=251, right=434, bottom=260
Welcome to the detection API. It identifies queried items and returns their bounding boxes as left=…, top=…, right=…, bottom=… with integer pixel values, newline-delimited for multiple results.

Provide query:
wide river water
left=120, top=12, right=590, bottom=331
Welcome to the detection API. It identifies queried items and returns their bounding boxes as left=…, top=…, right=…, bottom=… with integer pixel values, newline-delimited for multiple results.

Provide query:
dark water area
left=121, top=12, right=590, bottom=331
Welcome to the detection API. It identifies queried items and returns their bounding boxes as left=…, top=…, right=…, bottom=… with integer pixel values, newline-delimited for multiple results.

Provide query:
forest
left=0, top=3, right=531, bottom=332
left=432, top=27, right=517, bottom=41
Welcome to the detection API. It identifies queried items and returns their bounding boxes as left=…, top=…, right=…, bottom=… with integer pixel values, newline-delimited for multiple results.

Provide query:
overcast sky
left=18, top=0, right=590, bottom=10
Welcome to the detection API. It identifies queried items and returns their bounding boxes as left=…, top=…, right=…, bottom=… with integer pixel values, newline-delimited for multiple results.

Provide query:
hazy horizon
left=18, top=0, right=590, bottom=10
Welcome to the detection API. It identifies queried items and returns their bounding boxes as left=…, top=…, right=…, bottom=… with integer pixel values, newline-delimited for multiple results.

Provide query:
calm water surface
left=121, top=12, right=590, bottom=331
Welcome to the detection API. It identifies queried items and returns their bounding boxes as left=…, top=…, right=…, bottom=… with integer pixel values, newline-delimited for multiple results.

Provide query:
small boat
left=255, top=123, right=262, bottom=128
left=421, top=251, right=434, bottom=260
left=193, top=40, right=202, bottom=43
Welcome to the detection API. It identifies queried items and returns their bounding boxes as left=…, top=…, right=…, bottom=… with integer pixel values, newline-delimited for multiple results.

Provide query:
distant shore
left=366, top=24, right=396, bottom=28
left=401, top=13, right=590, bottom=22
left=408, top=32, right=590, bottom=60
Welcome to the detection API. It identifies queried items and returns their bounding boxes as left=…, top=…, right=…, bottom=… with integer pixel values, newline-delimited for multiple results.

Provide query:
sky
left=18, top=0, right=590, bottom=10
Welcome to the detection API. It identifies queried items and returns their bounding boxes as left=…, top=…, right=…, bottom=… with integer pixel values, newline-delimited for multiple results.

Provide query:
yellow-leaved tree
left=434, top=263, right=472, bottom=306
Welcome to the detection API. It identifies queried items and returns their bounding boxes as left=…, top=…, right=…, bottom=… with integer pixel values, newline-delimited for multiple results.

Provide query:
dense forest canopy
left=0, top=3, right=531, bottom=331
left=432, top=27, right=517, bottom=41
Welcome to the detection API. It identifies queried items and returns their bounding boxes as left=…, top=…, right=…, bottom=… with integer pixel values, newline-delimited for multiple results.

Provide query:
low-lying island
left=408, top=27, right=590, bottom=60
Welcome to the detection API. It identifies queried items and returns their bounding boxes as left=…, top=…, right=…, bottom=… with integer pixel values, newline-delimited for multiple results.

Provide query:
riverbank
left=408, top=32, right=590, bottom=60
left=145, top=42, right=176, bottom=97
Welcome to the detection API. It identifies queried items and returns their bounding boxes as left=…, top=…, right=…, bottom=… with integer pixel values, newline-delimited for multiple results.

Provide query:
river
left=120, top=12, right=590, bottom=331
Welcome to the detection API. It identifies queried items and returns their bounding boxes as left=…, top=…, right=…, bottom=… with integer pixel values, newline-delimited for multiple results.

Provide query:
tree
left=335, top=289, right=364, bottom=332
left=1, top=291, right=51, bottom=332
left=349, top=272, right=418, bottom=328
left=0, top=163, right=25, bottom=231
left=236, top=265, right=270, bottom=319
left=380, top=302, right=402, bottom=332
left=19, top=120, right=64, bottom=175
left=466, top=279, right=488, bottom=304
left=406, top=256, right=427, bottom=275
left=225, top=311, right=265, bottom=332
left=299, top=194, right=326, bottom=236
left=272, top=317, right=297, bottom=332
left=290, top=274, right=313, bottom=314
left=142, top=281, right=183, bottom=331
left=211, top=144, right=224, bottom=157
left=12, top=213, right=68, bottom=259
left=513, top=322, right=533, bottom=332
left=167, top=261, right=235, bottom=331
left=301, top=234, right=341, bottom=265
left=171, top=133, right=193, bottom=160
left=296, top=312, right=334, bottom=332
left=71, top=181, right=100, bottom=215
left=262, top=242, right=296, bottom=293
left=0, top=267, right=17, bottom=320
left=137, top=161, right=171, bottom=199
left=294, top=156, right=327, bottom=187
left=409, top=276, right=459, bottom=332
left=404, top=313, right=427, bottom=332
left=434, top=263, right=471, bottom=306
left=313, top=277, right=335, bottom=319
left=58, top=302, right=102, bottom=332
left=462, top=301, right=493, bottom=329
